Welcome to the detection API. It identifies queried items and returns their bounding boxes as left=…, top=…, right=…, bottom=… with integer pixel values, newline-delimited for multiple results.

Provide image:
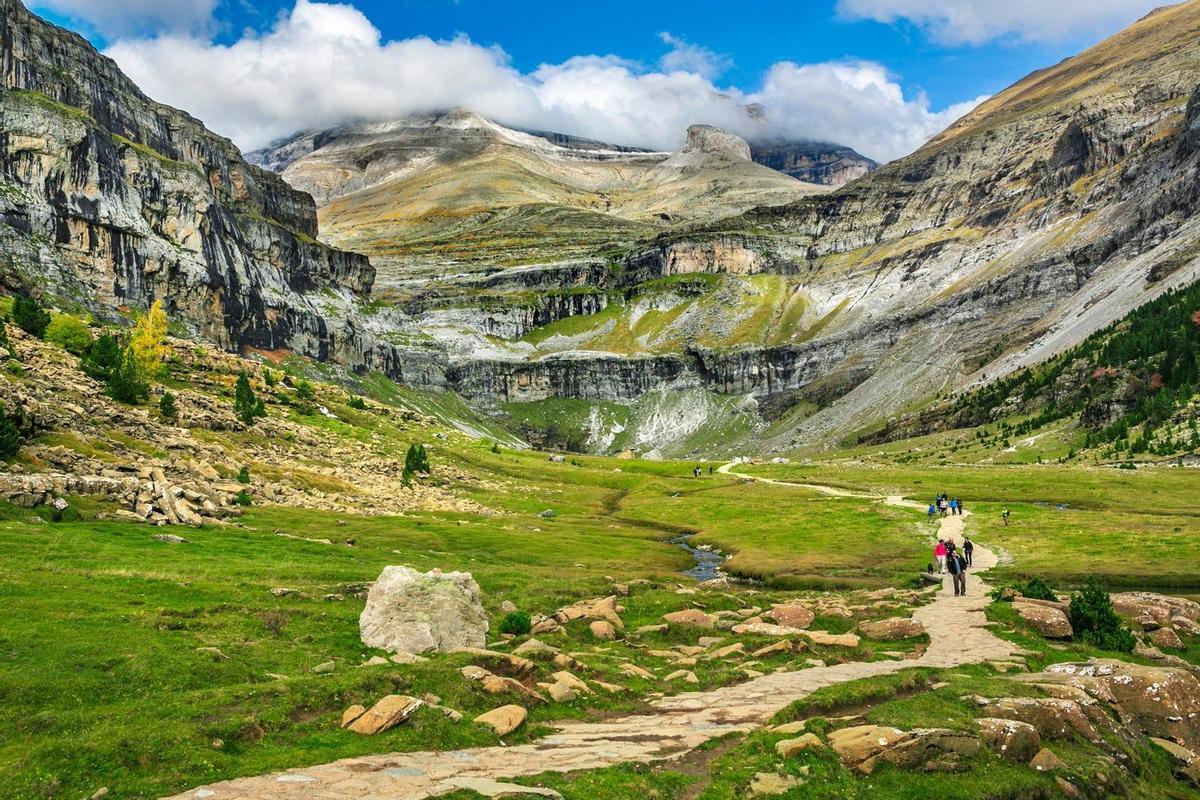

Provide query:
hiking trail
left=166, top=465, right=1019, bottom=800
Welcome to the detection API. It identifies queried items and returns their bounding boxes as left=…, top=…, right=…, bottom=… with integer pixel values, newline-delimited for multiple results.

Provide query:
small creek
left=669, top=533, right=728, bottom=582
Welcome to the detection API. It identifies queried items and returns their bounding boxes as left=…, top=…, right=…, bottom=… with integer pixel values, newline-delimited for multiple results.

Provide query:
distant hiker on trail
left=945, top=539, right=957, bottom=557
left=708, top=466, right=713, bottom=475
left=956, top=498, right=965, bottom=516
left=927, top=503, right=936, bottom=520
left=1002, top=507, right=1011, bottom=526
left=948, top=549, right=967, bottom=596
left=934, top=539, right=947, bottom=573
left=938, top=497, right=948, bottom=516
left=949, top=498, right=958, bottom=515
left=963, top=536, right=974, bottom=567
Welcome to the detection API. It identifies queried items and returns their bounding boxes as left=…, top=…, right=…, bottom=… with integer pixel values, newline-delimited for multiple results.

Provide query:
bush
left=45, top=315, right=93, bottom=355
left=237, top=466, right=251, bottom=484
left=233, top=372, right=266, bottom=425
left=294, top=380, right=316, bottom=414
left=234, top=489, right=253, bottom=507
left=0, top=404, right=22, bottom=461
left=348, top=395, right=366, bottom=410
left=402, top=443, right=431, bottom=486
left=158, top=392, right=177, bottom=419
left=80, top=334, right=122, bottom=381
left=1069, top=578, right=1136, bottom=653
left=498, top=611, right=531, bottom=636
left=1015, top=577, right=1058, bottom=602
left=263, top=369, right=277, bottom=388
left=13, top=296, right=50, bottom=339
left=491, top=442, right=502, bottom=454
left=106, top=346, right=149, bottom=405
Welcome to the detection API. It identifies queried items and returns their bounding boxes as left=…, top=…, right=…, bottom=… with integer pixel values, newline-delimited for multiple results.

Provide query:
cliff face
left=0, top=0, right=445, bottom=386
left=749, top=140, right=876, bottom=187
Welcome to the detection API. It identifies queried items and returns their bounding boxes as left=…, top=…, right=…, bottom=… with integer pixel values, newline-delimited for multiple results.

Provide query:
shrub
left=233, top=372, right=266, bottom=425
left=106, top=346, right=149, bottom=405
left=1069, top=578, right=1136, bottom=653
left=491, top=442, right=502, bottom=454
left=80, top=334, right=122, bottom=380
left=348, top=395, right=366, bottom=410
left=234, top=489, right=253, bottom=507
left=1015, top=576, right=1058, bottom=602
left=130, top=300, right=169, bottom=377
left=45, top=315, right=93, bottom=355
left=237, top=466, right=251, bottom=484
left=402, top=443, right=431, bottom=485
left=498, top=611, right=531, bottom=636
left=13, top=296, right=50, bottom=339
left=294, top=380, right=316, bottom=414
left=158, top=391, right=177, bottom=419
left=0, top=404, right=22, bottom=461
left=263, top=369, right=277, bottom=388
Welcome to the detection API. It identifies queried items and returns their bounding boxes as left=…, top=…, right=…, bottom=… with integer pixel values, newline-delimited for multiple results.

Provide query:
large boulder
left=1111, top=592, right=1200, bottom=626
left=1035, top=660, right=1200, bottom=750
left=359, top=567, right=487, bottom=654
left=985, top=697, right=1102, bottom=741
left=828, top=725, right=979, bottom=774
left=475, top=705, right=527, bottom=736
left=765, top=603, right=814, bottom=629
left=344, top=695, right=421, bottom=735
left=1013, top=600, right=1073, bottom=639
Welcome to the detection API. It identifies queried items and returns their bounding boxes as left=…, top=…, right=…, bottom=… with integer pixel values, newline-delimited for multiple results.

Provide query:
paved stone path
left=165, top=468, right=1018, bottom=800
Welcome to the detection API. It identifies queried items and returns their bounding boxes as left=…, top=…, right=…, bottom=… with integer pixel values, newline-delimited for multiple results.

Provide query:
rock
left=359, top=566, right=487, bottom=655
left=1150, top=737, right=1197, bottom=766
left=457, top=648, right=537, bottom=681
left=311, top=660, right=335, bottom=674
left=152, top=533, right=189, bottom=544
left=976, top=718, right=1041, bottom=762
left=829, top=726, right=979, bottom=774
left=776, top=733, right=826, bottom=757
left=480, top=675, right=545, bottom=702
left=765, top=604, right=814, bottom=629
left=988, top=697, right=1100, bottom=741
left=359, top=656, right=389, bottom=667
left=270, top=587, right=301, bottom=597
left=1172, top=616, right=1200, bottom=637
left=665, top=669, right=699, bottom=684
left=748, top=772, right=805, bottom=796
left=547, top=682, right=576, bottom=702
left=1029, top=747, right=1066, bottom=771
left=549, top=671, right=592, bottom=695
left=619, top=663, right=656, bottom=680
left=555, top=596, right=624, bottom=630
left=703, top=643, right=745, bottom=660
left=1033, top=659, right=1200, bottom=749
left=752, top=641, right=797, bottom=658
left=1013, top=600, right=1073, bottom=638
left=1149, top=627, right=1184, bottom=649
left=512, top=638, right=559, bottom=658
left=731, top=622, right=806, bottom=637
left=589, top=620, right=616, bottom=640
left=339, top=705, right=367, bottom=728
left=346, top=695, right=421, bottom=735
left=1055, top=777, right=1085, bottom=799
left=1112, top=592, right=1200, bottom=625
left=635, top=624, right=668, bottom=635
left=195, top=646, right=229, bottom=661
left=474, top=705, right=527, bottom=736
left=858, top=618, right=926, bottom=641
left=662, top=609, right=716, bottom=628
left=802, top=631, right=860, bottom=648
left=89, top=789, right=109, bottom=800
left=390, top=652, right=428, bottom=665
left=500, top=600, right=518, bottom=614
left=592, top=680, right=625, bottom=693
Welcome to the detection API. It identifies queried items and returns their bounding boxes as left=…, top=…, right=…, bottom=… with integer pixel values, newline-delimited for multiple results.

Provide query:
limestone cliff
left=0, top=0, right=444, bottom=387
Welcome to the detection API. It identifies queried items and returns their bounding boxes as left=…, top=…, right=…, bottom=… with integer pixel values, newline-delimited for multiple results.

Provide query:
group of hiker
left=927, top=492, right=964, bottom=518
left=933, top=536, right=974, bottom=596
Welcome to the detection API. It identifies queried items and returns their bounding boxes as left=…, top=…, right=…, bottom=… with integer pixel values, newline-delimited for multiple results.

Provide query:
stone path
left=165, top=468, right=1018, bottom=800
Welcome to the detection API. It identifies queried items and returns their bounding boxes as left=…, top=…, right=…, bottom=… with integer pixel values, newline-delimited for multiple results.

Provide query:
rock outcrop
left=359, top=567, right=488, bottom=654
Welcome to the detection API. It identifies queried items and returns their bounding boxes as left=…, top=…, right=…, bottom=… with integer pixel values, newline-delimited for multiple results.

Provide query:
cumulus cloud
left=105, top=0, right=980, bottom=162
left=837, top=0, right=1161, bottom=45
left=657, top=32, right=733, bottom=80
left=27, top=0, right=219, bottom=38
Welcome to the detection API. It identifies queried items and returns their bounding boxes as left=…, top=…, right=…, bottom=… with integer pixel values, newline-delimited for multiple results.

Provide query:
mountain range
left=2, top=0, right=1199, bottom=457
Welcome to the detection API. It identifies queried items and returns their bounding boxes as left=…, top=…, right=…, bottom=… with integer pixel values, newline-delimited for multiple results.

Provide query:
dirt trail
left=165, top=467, right=1017, bottom=800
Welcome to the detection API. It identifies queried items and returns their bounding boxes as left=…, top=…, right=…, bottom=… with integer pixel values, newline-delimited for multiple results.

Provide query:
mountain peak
left=680, top=124, right=753, bottom=161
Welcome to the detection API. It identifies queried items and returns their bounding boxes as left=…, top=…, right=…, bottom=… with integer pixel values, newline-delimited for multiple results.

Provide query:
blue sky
left=29, top=0, right=1163, bottom=159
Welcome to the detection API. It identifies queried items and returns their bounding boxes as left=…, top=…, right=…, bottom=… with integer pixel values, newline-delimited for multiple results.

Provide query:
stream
left=669, top=533, right=728, bottom=582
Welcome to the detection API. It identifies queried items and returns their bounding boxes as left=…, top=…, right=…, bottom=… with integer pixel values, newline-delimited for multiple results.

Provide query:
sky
left=26, top=0, right=1166, bottom=162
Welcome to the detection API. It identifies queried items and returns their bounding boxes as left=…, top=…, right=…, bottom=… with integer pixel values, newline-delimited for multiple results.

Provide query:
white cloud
left=104, top=0, right=981, bottom=162
left=837, top=0, right=1161, bottom=45
left=27, top=0, right=218, bottom=38
left=657, top=32, right=732, bottom=80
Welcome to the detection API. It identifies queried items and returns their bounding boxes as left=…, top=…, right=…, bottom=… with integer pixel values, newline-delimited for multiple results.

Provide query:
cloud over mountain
left=100, top=0, right=978, bottom=162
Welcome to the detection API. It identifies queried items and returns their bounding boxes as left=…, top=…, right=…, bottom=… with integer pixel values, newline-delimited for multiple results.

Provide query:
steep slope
left=0, top=0, right=444, bottom=387
left=489, top=1, right=1200, bottom=454
left=749, top=139, right=876, bottom=186
left=250, top=113, right=828, bottom=283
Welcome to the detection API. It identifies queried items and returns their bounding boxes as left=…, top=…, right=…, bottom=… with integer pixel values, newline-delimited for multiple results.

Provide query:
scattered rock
left=987, top=697, right=1099, bottom=741
left=339, top=705, right=367, bottom=728
left=152, top=533, right=189, bottom=544
left=858, top=618, right=926, bottom=641
left=512, top=638, right=559, bottom=658
left=311, top=660, right=335, bottom=674
left=195, top=646, right=228, bottom=661
left=346, top=695, right=421, bottom=735
left=976, top=718, right=1041, bottom=762
left=359, top=656, right=389, bottom=667
left=752, top=641, right=797, bottom=658
left=662, top=609, right=716, bottom=628
left=359, top=566, right=488, bottom=655
left=1029, top=747, right=1066, bottom=772
left=776, top=733, right=826, bottom=757
left=765, top=604, right=814, bottom=629
left=619, top=663, right=656, bottom=680
left=665, top=669, right=699, bottom=684
left=500, top=600, right=518, bottom=614
left=270, top=587, right=301, bottom=597
left=748, top=772, right=805, bottom=796
left=1149, top=627, right=1184, bottom=650
left=1013, top=600, right=1073, bottom=639
left=439, top=777, right=561, bottom=798
left=589, top=620, right=616, bottom=640
left=829, top=725, right=979, bottom=774
left=802, top=631, right=860, bottom=648
left=474, top=705, right=527, bottom=736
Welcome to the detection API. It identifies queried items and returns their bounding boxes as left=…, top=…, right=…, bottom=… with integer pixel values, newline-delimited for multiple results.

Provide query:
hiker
left=927, top=503, right=936, bottom=520
left=708, top=465, right=713, bottom=475
left=1002, top=507, right=1011, bottom=526
left=956, top=498, right=965, bottom=516
left=945, top=538, right=957, bottom=557
left=963, top=536, right=974, bottom=567
left=949, top=498, right=958, bottom=515
left=948, top=549, right=967, bottom=596
left=934, top=539, right=947, bottom=573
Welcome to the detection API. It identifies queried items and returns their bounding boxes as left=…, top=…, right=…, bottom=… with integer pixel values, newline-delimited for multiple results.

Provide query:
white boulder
left=359, top=566, right=488, bottom=654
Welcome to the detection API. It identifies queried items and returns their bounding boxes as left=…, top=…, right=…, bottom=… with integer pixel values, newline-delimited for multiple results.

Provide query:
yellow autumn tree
left=129, top=300, right=170, bottom=377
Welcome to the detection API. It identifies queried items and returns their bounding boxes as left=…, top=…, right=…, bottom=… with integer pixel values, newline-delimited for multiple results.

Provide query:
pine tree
left=12, top=296, right=50, bottom=339
left=159, top=391, right=177, bottom=419
left=0, top=403, right=21, bottom=461
left=106, top=346, right=149, bottom=405
left=233, top=372, right=265, bottom=425
left=80, top=334, right=122, bottom=381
